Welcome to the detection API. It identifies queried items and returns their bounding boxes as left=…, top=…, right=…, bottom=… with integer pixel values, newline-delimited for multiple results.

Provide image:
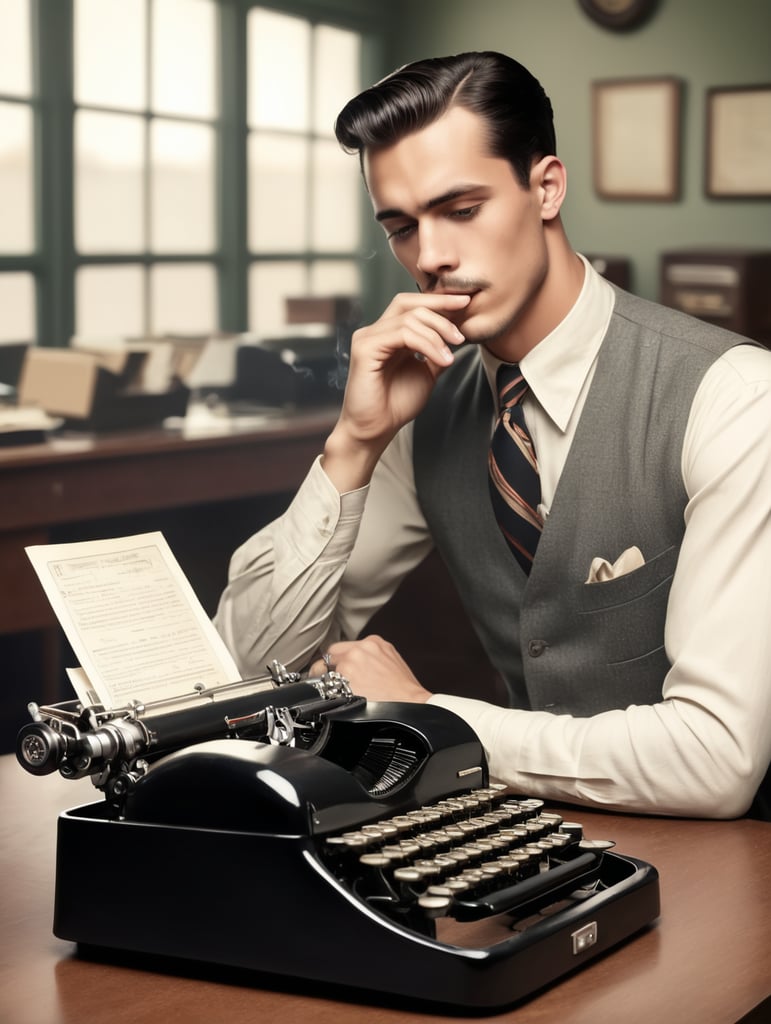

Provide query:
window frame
left=1, top=0, right=385, bottom=348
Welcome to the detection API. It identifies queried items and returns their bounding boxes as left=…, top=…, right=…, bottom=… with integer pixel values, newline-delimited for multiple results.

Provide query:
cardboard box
left=285, top=295, right=359, bottom=326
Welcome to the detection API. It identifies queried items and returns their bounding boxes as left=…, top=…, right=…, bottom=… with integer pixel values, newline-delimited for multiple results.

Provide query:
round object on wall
left=577, top=0, right=658, bottom=31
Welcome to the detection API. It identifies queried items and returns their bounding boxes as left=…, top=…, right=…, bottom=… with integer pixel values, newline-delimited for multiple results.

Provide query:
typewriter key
left=426, top=884, right=455, bottom=898
left=412, top=859, right=443, bottom=880
left=393, top=867, right=423, bottom=884
left=359, top=853, right=391, bottom=868
left=443, top=878, right=471, bottom=894
left=388, top=815, right=415, bottom=834
left=418, top=894, right=451, bottom=916
left=443, top=825, right=465, bottom=841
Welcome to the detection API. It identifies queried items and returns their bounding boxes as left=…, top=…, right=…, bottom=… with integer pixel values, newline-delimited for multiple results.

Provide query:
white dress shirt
left=215, top=259, right=771, bottom=818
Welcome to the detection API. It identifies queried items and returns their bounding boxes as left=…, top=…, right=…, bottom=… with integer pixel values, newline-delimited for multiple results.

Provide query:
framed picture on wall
left=591, top=77, right=682, bottom=200
left=706, top=84, right=771, bottom=198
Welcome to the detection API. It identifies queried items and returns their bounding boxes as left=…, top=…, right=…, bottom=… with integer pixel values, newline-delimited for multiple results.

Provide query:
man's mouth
left=449, top=287, right=482, bottom=307
left=425, top=275, right=488, bottom=298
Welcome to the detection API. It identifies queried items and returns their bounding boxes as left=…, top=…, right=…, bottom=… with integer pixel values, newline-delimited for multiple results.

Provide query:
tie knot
left=496, top=362, right=528, bottom=411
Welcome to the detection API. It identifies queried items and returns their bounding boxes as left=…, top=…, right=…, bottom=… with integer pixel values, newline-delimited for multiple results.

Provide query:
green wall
left=363, top=0, right=771, bottom=303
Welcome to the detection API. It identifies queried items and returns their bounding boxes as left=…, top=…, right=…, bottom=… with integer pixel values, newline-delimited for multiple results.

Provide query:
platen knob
left=16, top=722, right=66, bottom=775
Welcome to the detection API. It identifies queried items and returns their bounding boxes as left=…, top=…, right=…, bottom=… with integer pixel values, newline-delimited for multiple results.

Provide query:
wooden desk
left=0, top=405, right=337, bottom=747
left=1, top=754, right=769, bottom=1024
left=0, top=404, right=338, bottom=633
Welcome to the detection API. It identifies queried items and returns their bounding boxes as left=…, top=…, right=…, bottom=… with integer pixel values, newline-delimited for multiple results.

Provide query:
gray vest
left=413, top=288, right=743, bottom=716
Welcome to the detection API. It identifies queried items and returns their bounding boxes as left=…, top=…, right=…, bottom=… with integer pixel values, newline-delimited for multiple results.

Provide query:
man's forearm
left=431, top=693, right=765, bottom=819
left=213, top=458, right=366, bottom=675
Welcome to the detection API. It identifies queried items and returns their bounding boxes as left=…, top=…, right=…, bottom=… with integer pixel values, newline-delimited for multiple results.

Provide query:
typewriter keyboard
left=323, top=784, right=605, bottom=933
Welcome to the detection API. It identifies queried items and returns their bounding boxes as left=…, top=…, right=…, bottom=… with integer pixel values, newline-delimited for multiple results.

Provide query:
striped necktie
left=488, top=362, right=544, bottom=575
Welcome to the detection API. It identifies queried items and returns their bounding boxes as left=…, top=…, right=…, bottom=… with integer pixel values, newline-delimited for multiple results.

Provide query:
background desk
left=1, top=756, right=769, bottom=1024
left=0, top=405, right=338, bottom=749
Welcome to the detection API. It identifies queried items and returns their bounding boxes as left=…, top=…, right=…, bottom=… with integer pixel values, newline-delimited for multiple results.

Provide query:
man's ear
left=530, top=155, right=567, bottom=222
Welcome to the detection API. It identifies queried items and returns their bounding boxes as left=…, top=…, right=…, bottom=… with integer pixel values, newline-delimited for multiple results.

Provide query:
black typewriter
left=17, top=665, right=660, bottom=1011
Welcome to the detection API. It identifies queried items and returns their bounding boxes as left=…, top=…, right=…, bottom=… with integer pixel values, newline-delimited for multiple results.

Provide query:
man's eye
left=451, top=204, right=481, bottom=220
left=387, top=224, right=416, bottom=241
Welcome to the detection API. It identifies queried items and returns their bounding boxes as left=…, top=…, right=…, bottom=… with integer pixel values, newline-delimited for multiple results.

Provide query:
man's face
left=364, top=105, right=553, bottom=358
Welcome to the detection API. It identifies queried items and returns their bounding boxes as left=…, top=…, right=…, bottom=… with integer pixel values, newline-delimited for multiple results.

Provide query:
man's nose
left=415, top=222, right=458, bottom=279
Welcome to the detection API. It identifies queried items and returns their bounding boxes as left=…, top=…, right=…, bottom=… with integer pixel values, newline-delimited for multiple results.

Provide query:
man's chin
left=459, top=316, right=508, bottom=349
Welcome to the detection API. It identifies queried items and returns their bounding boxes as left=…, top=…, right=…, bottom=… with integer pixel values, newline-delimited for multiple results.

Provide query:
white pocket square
left=586, top=546, right=645, bottom=584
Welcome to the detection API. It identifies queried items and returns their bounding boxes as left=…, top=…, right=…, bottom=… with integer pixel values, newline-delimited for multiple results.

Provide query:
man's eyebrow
left=374, top=183, right=488, bottom=223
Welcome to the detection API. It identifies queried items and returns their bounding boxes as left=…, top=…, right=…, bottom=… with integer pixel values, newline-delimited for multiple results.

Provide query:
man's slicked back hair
left=334, top=51, right=556, bottom=188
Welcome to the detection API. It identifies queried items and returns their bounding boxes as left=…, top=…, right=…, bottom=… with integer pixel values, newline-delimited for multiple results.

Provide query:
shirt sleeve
left=434, top=344, right=771, bottom=819
left=212, top=454, right=366, bottom=675
left=213, top=425, right=433, bottom=677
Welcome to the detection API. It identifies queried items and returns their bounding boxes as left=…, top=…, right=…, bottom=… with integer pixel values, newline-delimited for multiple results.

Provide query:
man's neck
left=485, top=244, right=585, bottom=363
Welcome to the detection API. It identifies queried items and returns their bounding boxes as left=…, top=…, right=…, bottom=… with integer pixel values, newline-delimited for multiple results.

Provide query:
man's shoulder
left=609, top=286, right=755, bottom=356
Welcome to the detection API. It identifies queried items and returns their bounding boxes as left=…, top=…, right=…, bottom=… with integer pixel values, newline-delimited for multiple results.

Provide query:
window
left=73, top=0, right=218, bottom=337
left=0, top=1, right=371, bottom=352
left=246, top=9, right=362, bottom=335
left=0, top=0, right=36, bottom=344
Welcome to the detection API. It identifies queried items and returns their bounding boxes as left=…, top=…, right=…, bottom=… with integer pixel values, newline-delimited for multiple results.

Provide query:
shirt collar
left=481, top=254, right=616, bottom=432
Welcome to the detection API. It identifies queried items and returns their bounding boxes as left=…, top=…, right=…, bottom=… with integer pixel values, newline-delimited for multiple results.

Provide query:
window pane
left=75, top=111, right=144, bottom=253
left=76, top=265, right=145, bottom=337
left=74, top=0, right=146, bottom=111
left=247, top=9, right=309, bottom=130
left=152, top=0, right=217, bottom=118
left=151, top=120, right=214, bottom=252
left=0, top=0, right=31, bottom=97
left=313, top=26, right=360, bottom=135
left=0, top=272, right=35, bottom=342
left=248, top=132, right=308, bottom=253
left=312, top=138, right=360, bottom=252
left=151, top=263, right=216, bottom=334
left=0, top=102, right=34, bottom=253
left=309, top=260, right=360, bottom=298
left=248, top=261, right=306, bottom=336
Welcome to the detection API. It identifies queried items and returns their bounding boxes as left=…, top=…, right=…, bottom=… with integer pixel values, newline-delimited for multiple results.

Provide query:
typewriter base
left=53, top=800, right=659, bottom=1011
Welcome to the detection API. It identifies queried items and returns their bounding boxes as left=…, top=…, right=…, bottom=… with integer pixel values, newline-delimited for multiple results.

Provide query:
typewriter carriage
left=16, top=666, right=359, bottom=817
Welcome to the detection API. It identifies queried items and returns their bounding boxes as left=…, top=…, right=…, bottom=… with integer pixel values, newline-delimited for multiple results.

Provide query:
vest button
left=528, top=640, right=547, bottom=658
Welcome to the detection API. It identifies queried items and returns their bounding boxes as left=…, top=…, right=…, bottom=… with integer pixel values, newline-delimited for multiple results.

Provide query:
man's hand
left=311, top=635, right=432, bottom=703
left=322, top=292, right=470, bottom=492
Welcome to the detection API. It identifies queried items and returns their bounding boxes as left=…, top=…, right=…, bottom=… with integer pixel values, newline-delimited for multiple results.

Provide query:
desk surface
left=1, top=754, right=769, bottom=1024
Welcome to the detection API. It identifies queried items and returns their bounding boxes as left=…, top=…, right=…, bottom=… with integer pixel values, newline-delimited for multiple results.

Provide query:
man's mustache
left=422, top=275, right=489, bottom=293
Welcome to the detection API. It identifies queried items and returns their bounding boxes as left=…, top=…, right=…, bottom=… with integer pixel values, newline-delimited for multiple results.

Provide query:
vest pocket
left=577, top=544, right=678, bottom=670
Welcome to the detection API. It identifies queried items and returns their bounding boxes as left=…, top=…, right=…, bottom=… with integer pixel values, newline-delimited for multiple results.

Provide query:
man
left=215, top=52, right=771, bottom=819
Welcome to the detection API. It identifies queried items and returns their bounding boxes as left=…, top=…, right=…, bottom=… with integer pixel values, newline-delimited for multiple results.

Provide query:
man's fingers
left=354, top=299, right=468, bottom=367
left=385, top=291, right=472, bottom=315
left=310, top=637, right=431, bottom=704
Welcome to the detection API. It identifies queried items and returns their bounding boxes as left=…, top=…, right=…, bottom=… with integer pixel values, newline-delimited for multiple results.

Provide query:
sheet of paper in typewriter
left=26, top=531, right=241, bottom=709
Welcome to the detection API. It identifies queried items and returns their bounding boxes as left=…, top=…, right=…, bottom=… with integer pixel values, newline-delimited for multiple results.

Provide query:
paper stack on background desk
left=25, top=532, right=241, bottom=710
left=0, top=405, right=61, bottom=446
